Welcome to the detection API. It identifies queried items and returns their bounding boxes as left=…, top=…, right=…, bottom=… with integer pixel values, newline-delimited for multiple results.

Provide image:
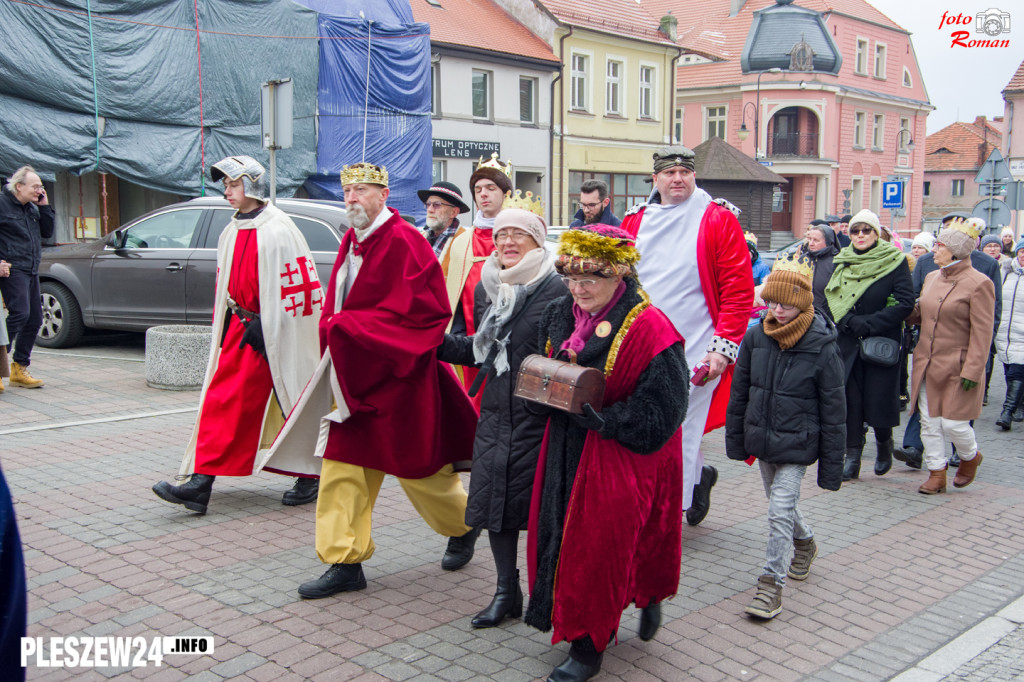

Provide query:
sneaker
left=788, top=537, right=817, bottom=581
left=745, top=575, right=782, bottom=619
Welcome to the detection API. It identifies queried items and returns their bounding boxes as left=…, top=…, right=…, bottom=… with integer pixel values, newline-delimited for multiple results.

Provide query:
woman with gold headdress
left=523, top=224, right=688, bottom=682
left=907, top=218, right=995, bottom=494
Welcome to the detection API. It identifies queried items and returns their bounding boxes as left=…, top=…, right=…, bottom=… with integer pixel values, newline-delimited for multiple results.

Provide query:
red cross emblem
left=280, top=256, right=322, bottom=317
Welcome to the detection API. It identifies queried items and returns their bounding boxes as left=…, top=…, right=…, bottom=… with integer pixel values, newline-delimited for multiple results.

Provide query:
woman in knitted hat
left=907, top=220, right=995, bottom=493
left=824, top=209, right=914, bottom=481
left=524, top=224, right=688, bottom=682
left=1001, top=227, right=1017, bottom=257
left=438, top=208, right=564, bottom=629
left=726, top=254, right=845, bottom=620
left=981, top=233, right=1013, bottom=279
left=994, top=238, right=1024, bottom=430
left=910, top=232, right=935, bottom=259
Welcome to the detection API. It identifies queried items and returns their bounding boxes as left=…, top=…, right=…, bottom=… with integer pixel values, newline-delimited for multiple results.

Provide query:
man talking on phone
left=0, top=166, right=55, bottom=389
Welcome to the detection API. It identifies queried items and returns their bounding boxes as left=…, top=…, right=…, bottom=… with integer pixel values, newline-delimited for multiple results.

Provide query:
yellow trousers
left=315, top=459, right=471, bottom=564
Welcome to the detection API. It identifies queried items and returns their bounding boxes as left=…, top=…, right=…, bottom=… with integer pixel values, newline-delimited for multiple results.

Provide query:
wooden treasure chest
left=514, top=352, right=606, bottom=414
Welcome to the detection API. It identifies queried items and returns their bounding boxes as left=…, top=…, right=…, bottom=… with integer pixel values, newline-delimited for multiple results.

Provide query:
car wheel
left=37, top=281, right=84, bottom=348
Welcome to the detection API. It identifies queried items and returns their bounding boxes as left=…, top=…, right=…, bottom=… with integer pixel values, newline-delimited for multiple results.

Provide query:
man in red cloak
left=620, top=146, right=754, bottom=528
left=439, top=154, right=512, bottom=407
left=289, top=163, right=481, bottom=599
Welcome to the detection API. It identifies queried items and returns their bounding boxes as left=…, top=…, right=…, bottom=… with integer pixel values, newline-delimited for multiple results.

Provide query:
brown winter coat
left=908, top=258, right=995, bottom=421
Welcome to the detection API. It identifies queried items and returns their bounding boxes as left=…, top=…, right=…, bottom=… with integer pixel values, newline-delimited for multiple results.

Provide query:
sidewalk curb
left=891, top=594, right=1024, bottom=681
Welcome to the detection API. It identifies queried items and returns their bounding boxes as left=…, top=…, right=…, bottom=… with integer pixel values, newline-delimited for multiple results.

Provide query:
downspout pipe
left=668, top=46, right=682, bottom=143
left=552, top=26, right=572, bottom=225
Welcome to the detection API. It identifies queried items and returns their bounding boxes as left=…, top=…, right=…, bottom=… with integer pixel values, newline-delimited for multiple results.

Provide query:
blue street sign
left=882, top=181, right=903, bottom=209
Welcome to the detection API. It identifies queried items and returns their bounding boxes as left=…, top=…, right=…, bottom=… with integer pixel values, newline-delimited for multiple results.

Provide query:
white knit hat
left=493, top=208, right=547, bottom=249
left=912, top=232, right=935, bottom=250
left=848, top=209, right=881, bottom=236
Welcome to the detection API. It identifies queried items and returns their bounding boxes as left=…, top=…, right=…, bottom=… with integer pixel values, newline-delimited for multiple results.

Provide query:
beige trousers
left=315, top=459, right=471, bottom=564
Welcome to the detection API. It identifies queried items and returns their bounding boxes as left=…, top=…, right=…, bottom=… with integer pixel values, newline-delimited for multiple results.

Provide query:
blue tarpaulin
left=296, top=3, right=432, bottom=221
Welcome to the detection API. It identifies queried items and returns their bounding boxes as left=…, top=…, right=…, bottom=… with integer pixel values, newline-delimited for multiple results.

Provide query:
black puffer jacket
left=725, top=313, right=846, bottom=491
left=438, top=274, right=565, bottom=532
left=0, top=187, right=55, bottom=275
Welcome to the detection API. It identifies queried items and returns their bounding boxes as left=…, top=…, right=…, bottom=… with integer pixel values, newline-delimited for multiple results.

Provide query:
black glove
left=845, top=316, right=869, bottom=338
left=570, top=403, right=605, bottom=432
left=238, top=314, right=266, bottom=357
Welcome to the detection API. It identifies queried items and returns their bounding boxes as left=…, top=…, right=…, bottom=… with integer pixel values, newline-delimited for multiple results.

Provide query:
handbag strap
left=468, top=271, right=558, bottom=396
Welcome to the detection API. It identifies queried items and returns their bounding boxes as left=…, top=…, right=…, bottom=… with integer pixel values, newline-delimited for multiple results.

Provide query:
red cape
left=319, top=208, right=477, bottom=478
left=621, top=201, right=753, bottom=433
left=527, top=304, right=683, bottom=651
left=457, top=228, right=494, bottom=410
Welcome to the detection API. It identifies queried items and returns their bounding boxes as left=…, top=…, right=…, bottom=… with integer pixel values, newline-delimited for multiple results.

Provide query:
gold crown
left=744, top=231, right=758, bottom=247
left=502, top=189, right=544, bottom=216
left=772, top=250, right=814, bottom=279
left=340, top=162, right=388, bottom=187
left=945, top=217, right=983, bottom=240
left=477, top=152, right=512, bottom=177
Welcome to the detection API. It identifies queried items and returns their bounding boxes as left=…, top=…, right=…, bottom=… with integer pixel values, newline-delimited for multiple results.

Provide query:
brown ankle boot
left=953, top=453, right=982, bottom=488
left=918, top=466, right=947, bottom=495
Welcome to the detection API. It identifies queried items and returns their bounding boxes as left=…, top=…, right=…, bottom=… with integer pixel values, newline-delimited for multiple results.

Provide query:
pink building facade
left=651, top=0, right=931, bottom=242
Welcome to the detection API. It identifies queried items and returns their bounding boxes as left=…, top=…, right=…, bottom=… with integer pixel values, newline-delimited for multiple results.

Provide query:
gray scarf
left=473, top=248, right=555, bottom=376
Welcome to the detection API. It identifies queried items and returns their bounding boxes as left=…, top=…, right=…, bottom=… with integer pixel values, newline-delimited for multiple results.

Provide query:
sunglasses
left=848, top=227, right=875, bottom=235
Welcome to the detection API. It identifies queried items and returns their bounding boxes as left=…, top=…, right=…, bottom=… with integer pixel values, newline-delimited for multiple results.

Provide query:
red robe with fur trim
left=620, top=202, right=752, bottom=432
left=527, top=304, right=683, bottom=651
left=318, top=209, right=477, bottom=478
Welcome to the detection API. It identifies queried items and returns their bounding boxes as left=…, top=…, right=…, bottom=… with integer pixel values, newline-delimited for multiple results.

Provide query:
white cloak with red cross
left=180, top=203, right=323, bottom=477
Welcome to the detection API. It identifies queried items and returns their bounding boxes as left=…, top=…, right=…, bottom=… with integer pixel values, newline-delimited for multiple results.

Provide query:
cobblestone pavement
left=4, top=331, right=1024, bottom=681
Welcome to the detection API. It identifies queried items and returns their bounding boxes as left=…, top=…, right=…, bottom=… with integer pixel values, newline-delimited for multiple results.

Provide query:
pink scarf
left=560, top=280, right=627, bottom=355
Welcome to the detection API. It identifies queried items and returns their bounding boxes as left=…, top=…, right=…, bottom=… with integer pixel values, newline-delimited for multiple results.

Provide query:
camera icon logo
left=976, top=8, right=1011, bottom=36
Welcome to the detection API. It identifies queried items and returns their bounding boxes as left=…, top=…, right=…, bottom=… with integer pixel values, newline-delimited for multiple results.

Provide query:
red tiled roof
left=411, top=0, right=559, bottom=64
left=537, top=0, right=678, bottom=46
left=1003, top=60, right=1024, bottom=95
left=639, top=0, right=906, bottom=89
left=924, top=121, right=1001, bottom=172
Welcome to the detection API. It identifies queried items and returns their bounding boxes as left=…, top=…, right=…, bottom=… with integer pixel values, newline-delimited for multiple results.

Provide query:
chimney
left=730, top=0, right=747, bottom=17
left=659, top=13, right=677, bottom=41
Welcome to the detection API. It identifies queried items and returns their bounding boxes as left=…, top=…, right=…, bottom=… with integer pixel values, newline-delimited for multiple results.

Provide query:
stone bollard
left=145, top=325, right=212, bottom=390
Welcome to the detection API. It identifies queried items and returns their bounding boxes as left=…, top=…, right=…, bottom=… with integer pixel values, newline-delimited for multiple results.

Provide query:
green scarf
left=824, top=240, right=905, bottom=323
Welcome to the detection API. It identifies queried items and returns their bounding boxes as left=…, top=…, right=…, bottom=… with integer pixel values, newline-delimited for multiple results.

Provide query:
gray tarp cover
left=0, top=0, right=319, bottom=196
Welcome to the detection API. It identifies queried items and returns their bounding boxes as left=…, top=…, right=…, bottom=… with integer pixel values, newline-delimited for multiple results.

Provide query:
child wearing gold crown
left=725, top=254, right=846, bottom=620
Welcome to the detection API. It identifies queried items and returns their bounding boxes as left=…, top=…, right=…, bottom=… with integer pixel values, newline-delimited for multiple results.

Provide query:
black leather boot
left=472, top=571, right=523, bottom=628
left=997, top=380, right=1024, bottom=431
left=893, top=446, right=923, bottom=470
left=685, top=465, right=718, bottom=526
left=843, top=447, right=861, bottom=481
left=638, top=601, right=662, bottom=641
left=152, top=474, right=215, bottom=514
left=874, top=438, right=894, bottom=476
left=298, top=563, right=366, bottom=599
left=282, top=477, right=319, bottom=506
left=442, top=527, right=482, bottom=571
left=548, top=638, right=603, bottom=682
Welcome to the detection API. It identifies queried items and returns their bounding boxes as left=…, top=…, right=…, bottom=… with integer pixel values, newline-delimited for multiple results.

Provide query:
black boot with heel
left=472, top=571, right=523, bottom=628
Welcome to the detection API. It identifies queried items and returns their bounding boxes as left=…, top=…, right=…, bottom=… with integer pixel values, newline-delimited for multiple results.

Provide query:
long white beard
left=348, top=204, right=370, bottom=229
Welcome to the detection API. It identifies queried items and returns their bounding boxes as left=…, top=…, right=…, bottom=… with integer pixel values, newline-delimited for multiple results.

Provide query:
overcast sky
left=867, top=0, right=1020, bottom=135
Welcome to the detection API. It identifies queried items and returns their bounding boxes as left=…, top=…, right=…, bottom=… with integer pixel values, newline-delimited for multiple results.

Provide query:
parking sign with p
left=882, top=181, right=903, bottom=209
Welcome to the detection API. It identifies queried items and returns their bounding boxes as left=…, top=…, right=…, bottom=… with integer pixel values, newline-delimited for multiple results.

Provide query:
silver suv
left=37, top=197, right=347, bottom=348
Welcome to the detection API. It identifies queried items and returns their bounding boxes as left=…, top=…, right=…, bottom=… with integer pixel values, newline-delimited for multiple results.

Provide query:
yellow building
left=494, top=0, right=682, bottom=224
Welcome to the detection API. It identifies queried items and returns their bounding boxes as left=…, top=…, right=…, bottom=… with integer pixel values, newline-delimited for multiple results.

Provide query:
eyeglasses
left=494, top=230, right=533, bottom=244
left=763, top=300, right=796, bottom=312
left=560, top=276, right=600, bottom=289
left=848, top=227, right=874, bottom=235
left=579, top=201, right=603, bottom=210
left=424, top=200, right=454, bottom=210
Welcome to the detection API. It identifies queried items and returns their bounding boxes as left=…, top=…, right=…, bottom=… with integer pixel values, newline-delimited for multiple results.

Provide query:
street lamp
left=736, top=67, right=782, bottom=159
left=896, top=128, right=915, bottom=154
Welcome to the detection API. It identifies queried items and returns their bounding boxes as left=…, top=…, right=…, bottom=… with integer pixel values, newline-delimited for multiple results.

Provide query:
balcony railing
left=767, top=132, right=819, bottom=158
